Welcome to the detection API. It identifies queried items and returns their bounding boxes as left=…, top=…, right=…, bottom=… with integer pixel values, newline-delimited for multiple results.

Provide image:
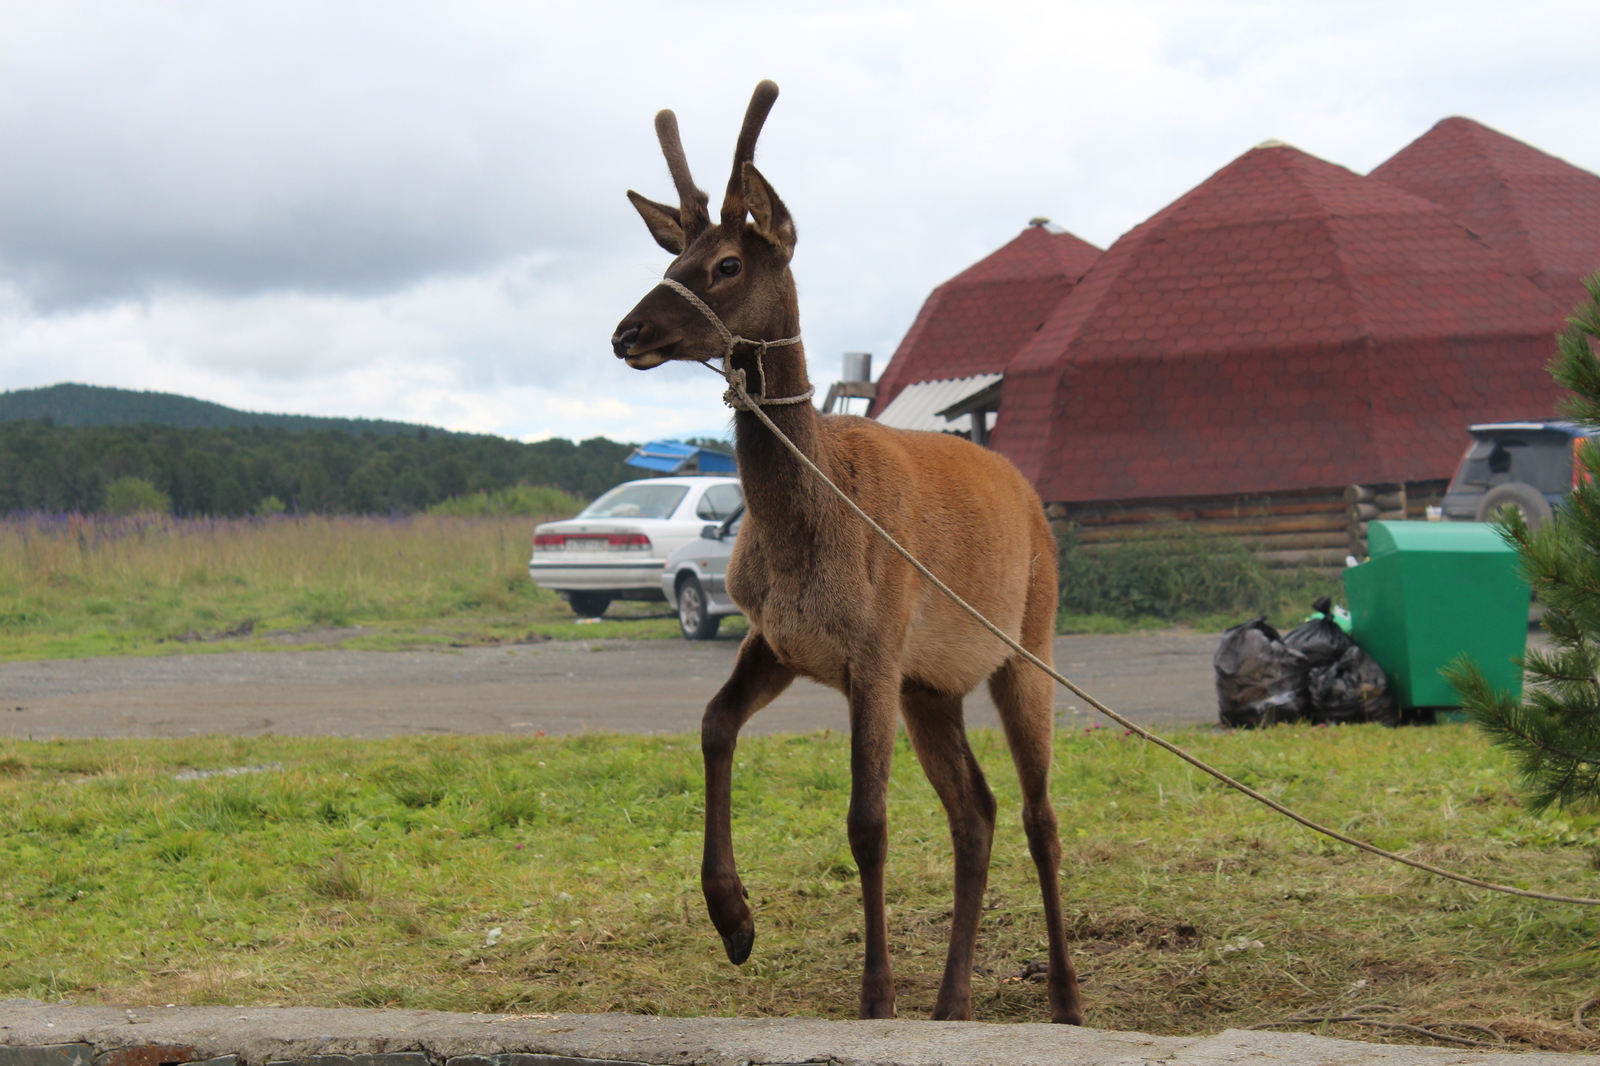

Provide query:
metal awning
left=625, top=440, right=737, bottom=474
left=872, top=374, right=1003, bottom=434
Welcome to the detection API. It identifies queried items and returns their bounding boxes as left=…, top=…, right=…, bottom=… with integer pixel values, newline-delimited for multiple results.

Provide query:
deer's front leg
left=702, top=631, right=795, bottom=964
left=847, top=668, right=901, bottom=1019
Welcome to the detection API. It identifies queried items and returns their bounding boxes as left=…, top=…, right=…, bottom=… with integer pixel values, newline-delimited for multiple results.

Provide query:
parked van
left=1441, top=421, right=1600, bottom=531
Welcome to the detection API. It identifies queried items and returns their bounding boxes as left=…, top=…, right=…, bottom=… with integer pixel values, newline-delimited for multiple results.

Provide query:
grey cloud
left=6, top=0, right=1600, bottom=446
left=0, top=2, right=647, bottom=308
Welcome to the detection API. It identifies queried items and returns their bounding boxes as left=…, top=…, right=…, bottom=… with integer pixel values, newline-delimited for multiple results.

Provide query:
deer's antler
left=655, top=109, right=710, bottom=240
left=721, top=80, right=780, bottom=227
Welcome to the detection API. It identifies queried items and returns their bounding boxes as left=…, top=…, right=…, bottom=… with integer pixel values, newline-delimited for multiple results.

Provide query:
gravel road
left=0, top=629, right=1223, bottom=740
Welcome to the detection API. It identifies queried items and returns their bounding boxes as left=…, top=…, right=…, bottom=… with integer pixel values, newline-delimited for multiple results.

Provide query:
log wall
left=1045, top=480, right=1450, bottom=578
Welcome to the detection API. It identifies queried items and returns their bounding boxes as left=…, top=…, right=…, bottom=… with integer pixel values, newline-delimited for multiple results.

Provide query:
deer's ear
left=627, top=190, right=686, bottom=254
left=741, top=163, right=795, bottom=261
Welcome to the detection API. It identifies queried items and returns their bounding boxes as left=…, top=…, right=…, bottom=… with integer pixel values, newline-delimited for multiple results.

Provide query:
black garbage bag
left=1308, top=644, right=1398, bottom=727
left=1215, top=617, right=1308, bottom=728
left=1282, top=596, right=1354, bottom=669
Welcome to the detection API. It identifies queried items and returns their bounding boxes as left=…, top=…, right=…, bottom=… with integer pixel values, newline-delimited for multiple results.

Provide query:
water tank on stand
left=842, top=352, right=872, bottom=384
left=822, top=353, right=877, bottom=414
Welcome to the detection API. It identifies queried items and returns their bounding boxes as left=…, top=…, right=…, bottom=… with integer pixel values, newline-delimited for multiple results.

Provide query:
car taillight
left=533, top=533, right=565, bottom=549
left=608, top=533, right=651, bottom=551
left=1578, top=438, right=1594, bottom=488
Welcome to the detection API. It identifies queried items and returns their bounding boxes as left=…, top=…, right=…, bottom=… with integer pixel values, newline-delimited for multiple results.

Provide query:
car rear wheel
left=1476, top=481, right=1555, bottom=532
left=567, top=592, right=612, bottom=618
left=676, top=575, right=721, bottom=640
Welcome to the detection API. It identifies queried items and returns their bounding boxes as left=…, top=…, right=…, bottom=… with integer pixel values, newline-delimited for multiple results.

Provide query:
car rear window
left=578, top=484, right=690, bottom=519
left=1453, top=431, right=1573, bottom=494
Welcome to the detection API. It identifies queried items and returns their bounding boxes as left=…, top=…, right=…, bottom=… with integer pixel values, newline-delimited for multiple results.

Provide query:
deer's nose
left=611, top=327, right=640, bottom=358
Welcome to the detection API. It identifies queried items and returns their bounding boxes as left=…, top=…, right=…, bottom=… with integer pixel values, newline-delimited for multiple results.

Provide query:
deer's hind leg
left=901, top=682, right=996, bottom=1021
left=702, top=630, right=796, bottom=965
left=989, top=655, right=1082, bottom=1024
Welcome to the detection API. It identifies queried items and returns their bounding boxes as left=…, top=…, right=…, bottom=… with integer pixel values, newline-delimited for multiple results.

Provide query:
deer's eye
left=717, top=257, right=742, bottom=277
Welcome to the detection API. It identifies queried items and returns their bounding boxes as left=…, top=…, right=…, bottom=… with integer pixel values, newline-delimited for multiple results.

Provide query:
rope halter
left=656, top=278, right=813, bottom=411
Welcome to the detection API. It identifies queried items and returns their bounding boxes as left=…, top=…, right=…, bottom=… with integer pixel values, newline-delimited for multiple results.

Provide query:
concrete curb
left=0, top=1002, right=1591, bottom=1066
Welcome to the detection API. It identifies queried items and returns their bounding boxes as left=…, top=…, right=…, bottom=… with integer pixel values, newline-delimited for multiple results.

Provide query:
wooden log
left=1346, top=485, right=1406, bottom=509
left=1075, top=528, right=1350, bottom=550
left=1353, top=513, right=1408, bottom=538
left=1074, top=514, right=1347, bottom=544
left=1350, top=501, right=1380, bottom=521
left=1075, top=531, right=1351, bottom=555
left=1066, top=497, right=1348, bottom=526
left=1242, top=531, right=1352, bottom=550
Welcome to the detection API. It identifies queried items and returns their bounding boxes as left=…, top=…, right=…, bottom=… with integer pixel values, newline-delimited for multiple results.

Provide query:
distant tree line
left=0, top=420, right=637, bottom=516
left=0, top=382, right=464, bottom=438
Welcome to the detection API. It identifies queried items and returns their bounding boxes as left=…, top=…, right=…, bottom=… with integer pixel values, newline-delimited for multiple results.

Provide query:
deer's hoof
left=720, top=921, right=755, bottom=965
left=1049, top=998, right=1084, bottom=1025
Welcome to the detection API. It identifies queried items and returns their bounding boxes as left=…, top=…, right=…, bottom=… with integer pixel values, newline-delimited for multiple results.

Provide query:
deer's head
left=612, top=81, right=798, bottom=370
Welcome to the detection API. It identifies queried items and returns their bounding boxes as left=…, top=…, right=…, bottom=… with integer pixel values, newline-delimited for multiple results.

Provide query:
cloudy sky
left=3, top=0, right=1599, bottom=444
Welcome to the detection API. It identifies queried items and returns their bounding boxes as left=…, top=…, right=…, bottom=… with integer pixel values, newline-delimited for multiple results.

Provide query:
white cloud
left=3, top=0, right=1599, bottom=443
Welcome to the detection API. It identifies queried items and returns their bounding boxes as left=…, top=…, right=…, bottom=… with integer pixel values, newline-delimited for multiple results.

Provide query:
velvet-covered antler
left=655, top=109, right=710, bottom=240
left=720, top=80, right=779, bottom=227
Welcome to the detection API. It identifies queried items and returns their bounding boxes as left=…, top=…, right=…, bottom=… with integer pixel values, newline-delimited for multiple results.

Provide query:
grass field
left=3, top=725, right=1599, bottom=1049
left=0, top=512, right=747, bottom=661
left=2, top=510, right=1325, bottom=663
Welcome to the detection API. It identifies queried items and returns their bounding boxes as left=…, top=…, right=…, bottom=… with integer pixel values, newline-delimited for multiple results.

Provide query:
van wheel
left=1476, top=482, right=1554, bottom=532
left=567, top=592, right=611, bottom=618
left=676, top=575, right=721, bottom=640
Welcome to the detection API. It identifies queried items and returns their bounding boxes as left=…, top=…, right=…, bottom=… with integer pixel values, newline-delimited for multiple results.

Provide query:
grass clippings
left=2, top=725, right=1599, bottom=1050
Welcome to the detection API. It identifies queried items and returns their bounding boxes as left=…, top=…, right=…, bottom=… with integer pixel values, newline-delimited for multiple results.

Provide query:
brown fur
left=609, top=82, right=1081, bottom=1024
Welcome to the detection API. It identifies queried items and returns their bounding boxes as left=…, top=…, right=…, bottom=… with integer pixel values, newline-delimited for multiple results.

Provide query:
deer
left=608, top=81, right=1081, bottom=1025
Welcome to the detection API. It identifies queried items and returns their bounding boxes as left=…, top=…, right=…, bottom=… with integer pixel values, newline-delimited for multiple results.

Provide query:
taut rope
left=707, top=359, right=1600, bottom=908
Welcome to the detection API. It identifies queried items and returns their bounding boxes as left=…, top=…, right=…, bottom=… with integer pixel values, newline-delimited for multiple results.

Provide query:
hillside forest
left=0, top=420, right=637, bottom=516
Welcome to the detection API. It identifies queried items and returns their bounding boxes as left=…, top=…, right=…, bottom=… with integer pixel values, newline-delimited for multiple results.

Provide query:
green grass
left=0, top=513, right=745, bottom=661
left=1, top=726, right=1598, bottom=1049
left=3, top=510, right=1336, bottom=662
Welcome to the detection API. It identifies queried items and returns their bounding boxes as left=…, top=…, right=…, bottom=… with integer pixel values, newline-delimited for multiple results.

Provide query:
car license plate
left=566, top=537, right=607, bottom=551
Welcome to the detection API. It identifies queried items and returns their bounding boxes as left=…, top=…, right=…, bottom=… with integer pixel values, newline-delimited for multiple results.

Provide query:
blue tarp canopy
left=625, top=440, right=737, bottom=474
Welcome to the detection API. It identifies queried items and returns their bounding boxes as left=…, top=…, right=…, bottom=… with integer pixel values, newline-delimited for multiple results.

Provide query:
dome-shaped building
left=866, top=119, right=1598, bottom=566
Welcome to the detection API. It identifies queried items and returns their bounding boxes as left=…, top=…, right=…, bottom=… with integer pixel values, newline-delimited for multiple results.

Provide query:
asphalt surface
left=0, top=629, right=1222, bottom=739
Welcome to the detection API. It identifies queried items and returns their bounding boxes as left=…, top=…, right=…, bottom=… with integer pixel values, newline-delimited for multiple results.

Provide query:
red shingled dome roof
left=983, top=141, right=1566, bottom=502
left=1370, top=117, right=1600, bottom=313
left=868, top=224, right=1100, bottom=415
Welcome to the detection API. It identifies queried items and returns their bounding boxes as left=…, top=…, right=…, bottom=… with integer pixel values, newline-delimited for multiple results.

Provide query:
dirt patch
left=1070, top=911, right=1206, bottom=953
left=265, top=625, right=377, bottom=645
left=160, top=619, right=260, bottom=644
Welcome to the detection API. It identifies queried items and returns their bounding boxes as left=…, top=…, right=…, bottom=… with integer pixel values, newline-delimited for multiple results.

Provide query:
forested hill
left=0, top=382, right=460, bottom=438
left=1, top=420, right=638, bottom=516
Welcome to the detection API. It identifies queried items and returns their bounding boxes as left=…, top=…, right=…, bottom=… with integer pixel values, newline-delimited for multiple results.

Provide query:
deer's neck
left=730, top=338, right=834, bottom=532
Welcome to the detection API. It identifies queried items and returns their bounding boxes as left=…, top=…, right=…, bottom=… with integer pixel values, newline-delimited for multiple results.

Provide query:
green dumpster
left=1343, top=521, right=1528, bottom=710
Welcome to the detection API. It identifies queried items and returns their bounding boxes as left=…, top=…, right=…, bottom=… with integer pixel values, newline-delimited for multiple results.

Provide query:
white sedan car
left=528, top=476, right=743, bottom=617
left=661, top=506, right=745, bottom=639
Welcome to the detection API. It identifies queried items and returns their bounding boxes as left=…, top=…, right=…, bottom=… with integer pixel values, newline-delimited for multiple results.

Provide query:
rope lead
left=708, top=361, right=1600, bottom=908
left=657, top=278, right=813, bottom=409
